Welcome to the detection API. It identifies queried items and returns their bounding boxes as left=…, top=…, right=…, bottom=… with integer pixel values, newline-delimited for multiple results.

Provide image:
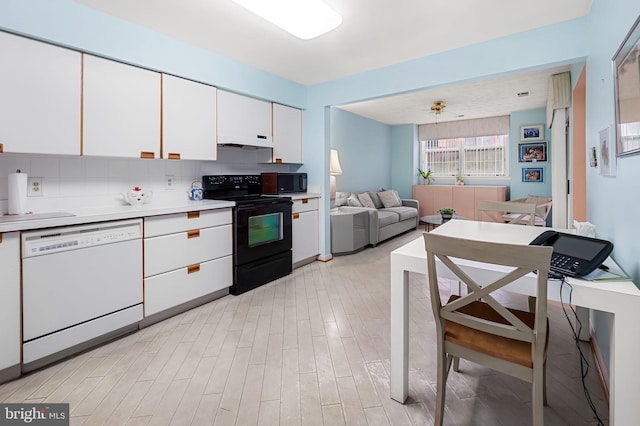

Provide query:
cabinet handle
left=187, top=263, right=200, bottom=274
left=187, top=229, right=200, bottom=239
left=140, top=151, right=155, bottom=159
left=275, top=158, right=282, bottom=163
left=187, top=211, right=200, bottom=219
left=0, top=143, right=3, bottom=153
left=293, top=213, right=300, bottom=219
left=302, top=199, right=309, bottom=204
left=0, top=233, right=3, bottom=244
left=168, top=153, right=181, bottom=160
left=257, top=135, right=267, bottom=140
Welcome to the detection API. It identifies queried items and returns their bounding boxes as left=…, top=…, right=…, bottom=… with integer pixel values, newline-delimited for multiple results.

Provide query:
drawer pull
left=302, top=199, right=309, bottom=204
left=0, top=143, right=3, bottom=153
left=275, top=158, right=282, bottom=163
left=140, top=151, right=155, bottom=159
left=0, top=234, right=2, bottom=243
left=187, top=264, right=200, bottom=274
left=293, top=213, right=300, bottom=220
left=187, top=211, right=200, bottom=219
left=187, top=229, right=200, bottom=239
left=168, top=153, right=181, bottom=160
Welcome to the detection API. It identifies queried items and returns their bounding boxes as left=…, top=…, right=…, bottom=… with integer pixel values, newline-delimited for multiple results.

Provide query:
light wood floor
left=0, top=229, right=609, bottom=425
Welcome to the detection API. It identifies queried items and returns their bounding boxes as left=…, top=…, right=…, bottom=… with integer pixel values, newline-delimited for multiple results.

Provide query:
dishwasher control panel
left=22, top=219, right=142, bottom=258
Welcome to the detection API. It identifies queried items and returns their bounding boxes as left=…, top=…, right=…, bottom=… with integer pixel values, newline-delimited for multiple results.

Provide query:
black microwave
left=261, top=172, right=307, bottom=194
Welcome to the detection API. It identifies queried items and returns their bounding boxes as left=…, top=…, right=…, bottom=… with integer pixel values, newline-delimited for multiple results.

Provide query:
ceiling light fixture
left=232, top=0, right=343, bottom=40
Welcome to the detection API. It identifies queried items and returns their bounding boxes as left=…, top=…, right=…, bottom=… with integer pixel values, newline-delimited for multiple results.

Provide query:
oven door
left=235, top=199, right=293, bottom=265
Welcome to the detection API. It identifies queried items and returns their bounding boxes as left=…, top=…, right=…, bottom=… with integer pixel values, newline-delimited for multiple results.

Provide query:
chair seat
left=502, top=213, right=546, bottom=226
left=444, top=295, right=548, bottom=368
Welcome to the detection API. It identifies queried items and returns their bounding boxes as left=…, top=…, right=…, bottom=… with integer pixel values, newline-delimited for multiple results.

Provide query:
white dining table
left=389, top=220, right=640, bottom=425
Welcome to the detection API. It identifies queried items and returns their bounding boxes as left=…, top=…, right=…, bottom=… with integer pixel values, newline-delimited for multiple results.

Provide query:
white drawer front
left=292, top=197, right=318, bottom=214
left=144, top=209, right=232, bottom=237
left=144, top=255, right=232, bottom=316
left=144, top=224, right=232, bottom=277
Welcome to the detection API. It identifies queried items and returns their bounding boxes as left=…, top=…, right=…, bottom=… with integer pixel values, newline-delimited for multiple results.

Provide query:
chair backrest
left=478, top=200, right=537, bottom=226
left=423, top=232, right=552, bottom=346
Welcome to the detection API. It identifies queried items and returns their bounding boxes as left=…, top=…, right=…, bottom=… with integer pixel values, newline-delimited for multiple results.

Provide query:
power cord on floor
left=558, top=276, right=605, bottom=426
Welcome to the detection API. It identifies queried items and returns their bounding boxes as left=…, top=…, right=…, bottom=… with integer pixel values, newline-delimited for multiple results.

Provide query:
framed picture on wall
left=613, top=15, right=640, bottom=157
left=520, top=124, right=544, bottom=141
left=522, top=167, right=544, bottom=183
left=598, top=126, right=617, bottom=176
left=518, top=141, right=547, bottom=162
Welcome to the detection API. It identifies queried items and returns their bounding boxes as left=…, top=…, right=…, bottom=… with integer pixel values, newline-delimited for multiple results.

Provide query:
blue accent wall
left=329, top=108, right=391, bottom=193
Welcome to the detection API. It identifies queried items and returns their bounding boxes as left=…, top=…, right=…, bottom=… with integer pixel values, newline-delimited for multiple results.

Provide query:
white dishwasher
left=21, top=219, right=143, bottom=370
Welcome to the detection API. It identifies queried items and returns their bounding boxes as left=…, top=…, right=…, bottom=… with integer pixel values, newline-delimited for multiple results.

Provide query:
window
left=420, top=134, right=508, bottom=177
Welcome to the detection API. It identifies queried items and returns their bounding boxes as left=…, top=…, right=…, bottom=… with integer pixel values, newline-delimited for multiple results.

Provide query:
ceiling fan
left=430, top=100, right=447, bottom=116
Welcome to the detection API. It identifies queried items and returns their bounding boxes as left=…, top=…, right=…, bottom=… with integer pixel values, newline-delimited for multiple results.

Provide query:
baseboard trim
left=589, top=334, right=610, bottom=404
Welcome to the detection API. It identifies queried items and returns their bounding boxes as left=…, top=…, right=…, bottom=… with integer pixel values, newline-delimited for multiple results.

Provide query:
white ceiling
left=73, top=0, right=591, bottom=125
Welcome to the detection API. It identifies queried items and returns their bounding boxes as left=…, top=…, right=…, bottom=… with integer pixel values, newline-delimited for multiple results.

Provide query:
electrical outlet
left=165, top=175, right=175, bottom=190
left=28, top=177, right=44, bottom=197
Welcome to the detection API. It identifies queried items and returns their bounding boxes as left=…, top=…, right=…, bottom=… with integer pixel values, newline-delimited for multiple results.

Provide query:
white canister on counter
left=8, top=170, right=28, bottom=215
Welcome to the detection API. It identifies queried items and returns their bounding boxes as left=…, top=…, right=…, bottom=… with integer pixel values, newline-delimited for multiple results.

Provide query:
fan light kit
left=430, top=101, right=446, bottom=115
left=232, top=0, right=343, bottom=40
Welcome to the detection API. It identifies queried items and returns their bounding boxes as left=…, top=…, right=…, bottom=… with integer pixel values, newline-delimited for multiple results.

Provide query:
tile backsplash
left=0, top=147, right=293, bottom=213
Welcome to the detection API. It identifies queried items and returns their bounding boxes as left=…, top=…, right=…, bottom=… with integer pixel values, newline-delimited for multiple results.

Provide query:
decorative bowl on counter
left=122, top=187, right=153, bottom=206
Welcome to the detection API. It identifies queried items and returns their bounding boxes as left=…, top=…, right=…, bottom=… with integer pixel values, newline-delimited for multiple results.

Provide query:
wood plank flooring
left=0, top=229, right=609, bottom=425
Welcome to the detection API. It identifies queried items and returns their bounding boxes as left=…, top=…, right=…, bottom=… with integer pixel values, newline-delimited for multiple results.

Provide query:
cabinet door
left=83, top=54, right=160, bottom=158
left=0, top=32, right=81, bottom=155
left=217, top=90, right=273, bottom=147
left=432, top=186, right=453, bottom=215
left=0, top=232, right=21, bottom=372
left=272, top=103, right=303, bottom=163
left=162, top=74, right=217, bottom=160
left=292, top=209, right=319, bottom=264
left=412, top=185, right=432, bottom=217
left=452, top=186, right=476, bottom=219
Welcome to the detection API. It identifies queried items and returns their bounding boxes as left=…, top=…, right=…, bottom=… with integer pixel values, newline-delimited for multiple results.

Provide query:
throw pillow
left=346, top=193, right=363, bottom=207
left=378, top=190, right=402, bottom=208
left=335, top=191, right=351, bottom=207
left=367, top=191, right=383, bottom=209
left=357, top=192, right=376, bottom=208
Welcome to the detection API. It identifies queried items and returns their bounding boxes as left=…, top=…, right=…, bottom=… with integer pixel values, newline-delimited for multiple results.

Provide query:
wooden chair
left=504, top=197, right=553, bottom=226
left=478, top=200, right=537, bottom=226
left=423, top=232, right=553, bottom=426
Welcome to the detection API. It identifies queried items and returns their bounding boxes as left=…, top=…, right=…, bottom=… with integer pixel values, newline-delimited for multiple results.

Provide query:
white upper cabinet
left=162, top=74, right=217, bottom=161
left=272, top=103, right=303, bottom=164
left=82, top=54, right=160, bottom=158
left=217, top=90, right=273, bottom=148
left=0, top=32, right=81, bottom=155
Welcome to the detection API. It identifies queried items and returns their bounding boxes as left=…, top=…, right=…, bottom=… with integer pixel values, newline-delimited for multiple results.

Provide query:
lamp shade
left=330, top=149, right=343, bottom=175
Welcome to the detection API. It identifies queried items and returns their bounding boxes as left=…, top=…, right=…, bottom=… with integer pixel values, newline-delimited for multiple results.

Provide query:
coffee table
left=420, top=214, right=469, bottom=231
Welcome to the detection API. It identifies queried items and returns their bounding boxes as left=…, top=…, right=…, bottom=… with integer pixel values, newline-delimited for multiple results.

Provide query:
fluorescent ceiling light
left=232, top=0, right=342, bottom=40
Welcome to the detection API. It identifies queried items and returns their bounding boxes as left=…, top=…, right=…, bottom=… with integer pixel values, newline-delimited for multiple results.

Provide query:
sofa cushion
left=335, top=192, right=351, bottom=207
left=378, top=190, right=402, bottom=208
left=385, top=206, right=418, bottom=221
left=346, top=193, right=363, bottom=207
left=367, top=191, right=384, bottom=209
left=377, top=210, right=400, bottom=227
left=357, top=192, right=376, bottom=208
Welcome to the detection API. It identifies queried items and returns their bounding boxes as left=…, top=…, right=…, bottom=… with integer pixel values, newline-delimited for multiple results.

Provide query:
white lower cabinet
left=292, top=198, right=319, bottom=265
left=0, top=232, right=20, bottom=378
left=143, top=209, right=232, bottom=317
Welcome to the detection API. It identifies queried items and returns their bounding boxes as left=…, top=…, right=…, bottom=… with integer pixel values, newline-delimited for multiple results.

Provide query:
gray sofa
left=332, top=190, right=419, bottom=247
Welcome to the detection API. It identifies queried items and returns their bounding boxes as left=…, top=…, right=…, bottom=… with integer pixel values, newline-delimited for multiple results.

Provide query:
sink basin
left=0, top=211, right=75, bottom=223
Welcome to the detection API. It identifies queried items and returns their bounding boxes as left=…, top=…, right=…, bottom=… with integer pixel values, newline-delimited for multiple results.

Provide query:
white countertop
left=0, top=192, right=322, bottom=233
left=0, top=199, right=235, bottom=233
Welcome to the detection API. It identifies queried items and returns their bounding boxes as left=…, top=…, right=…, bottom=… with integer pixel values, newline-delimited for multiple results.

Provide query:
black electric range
left=203, top=175, right=293, bottom=295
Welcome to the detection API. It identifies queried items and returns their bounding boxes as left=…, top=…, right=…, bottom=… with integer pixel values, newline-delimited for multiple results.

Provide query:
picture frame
left=598, top=126, right=617, bottom=176
left=613, top=15, right=640, bottom=157
left=522, top=167, right=544, bottom=183
left=518, top=141, right=547, bottom=162
left=520, top=124, right=544, bottom=141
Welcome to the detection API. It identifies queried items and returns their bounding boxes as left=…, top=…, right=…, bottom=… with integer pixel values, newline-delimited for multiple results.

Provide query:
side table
left=330, top=209, right=369, bottom=255
left=420, top=214, right=469, bottom=231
